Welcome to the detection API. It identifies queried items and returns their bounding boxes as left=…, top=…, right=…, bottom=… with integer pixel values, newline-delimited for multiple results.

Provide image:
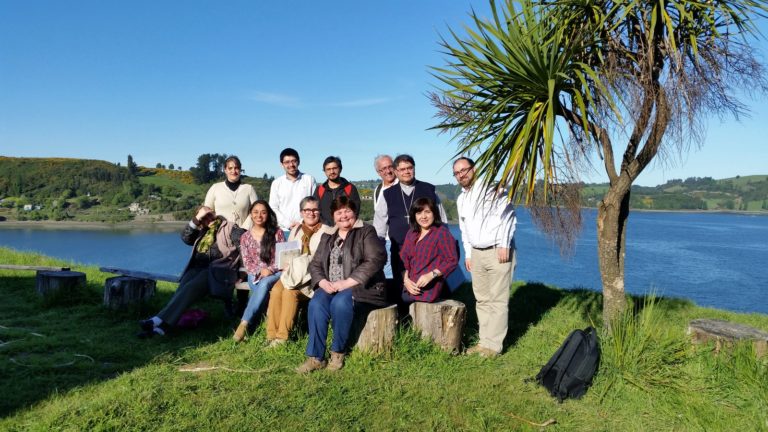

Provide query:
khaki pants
left=266, top=280, right=309, bottom=341
left=470, top=247, right=516, bottom=353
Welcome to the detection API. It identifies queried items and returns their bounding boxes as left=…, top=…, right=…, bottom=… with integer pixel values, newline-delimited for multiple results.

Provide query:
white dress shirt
left=269, top=172, right=317, bottom=230
left=456, top=182, right=516, bottom=259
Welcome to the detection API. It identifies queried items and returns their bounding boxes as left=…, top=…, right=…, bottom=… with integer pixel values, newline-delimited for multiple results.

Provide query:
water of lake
left=1, top=209, right=766, bottom=314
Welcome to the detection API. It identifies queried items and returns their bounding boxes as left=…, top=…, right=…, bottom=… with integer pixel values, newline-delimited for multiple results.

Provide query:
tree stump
left=351, top=304, right=398, bottom=354
left=35, top=270, right=86, bottom=298
left=103, top=276, right=156, bottom=309
left=409, top=300, right=467, bottom=353
left=688, top=318, right=768, bottom=358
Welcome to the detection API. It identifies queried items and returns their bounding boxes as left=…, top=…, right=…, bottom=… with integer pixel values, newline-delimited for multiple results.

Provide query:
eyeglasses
left=377, top=165, right=394, bottom=173
left=301, top=208, right=320, bottom=214
left=453, top=167, right=472, bottom=177
left=397, top=166, right=415, bottom=173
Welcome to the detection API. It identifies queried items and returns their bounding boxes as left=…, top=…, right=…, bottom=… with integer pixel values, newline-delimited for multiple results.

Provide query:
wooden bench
left=409, top=300, right=467, bottom=353
left=99, top=267, right=180, bottom=309
left=689, top=318, right=768, bottom=358
left=0, top=264, right=86, bottom=299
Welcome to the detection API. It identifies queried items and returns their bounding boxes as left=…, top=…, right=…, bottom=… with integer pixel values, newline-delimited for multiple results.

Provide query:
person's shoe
left=465, top=345, right=500, bottom=358
left=296, top=357, right=327, bottom=374
left=327, top=351, right=346, bottom=371
left=137, top=321, right=165, bottom=339
left=233, top=321, right=249, bottom=343
left=139, top=319, right=155, bottom=332
left=267, top=339, right=287, bottom=349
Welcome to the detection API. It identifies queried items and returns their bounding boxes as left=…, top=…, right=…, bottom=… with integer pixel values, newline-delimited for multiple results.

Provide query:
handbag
left=280, top=254, right=312, bottom=290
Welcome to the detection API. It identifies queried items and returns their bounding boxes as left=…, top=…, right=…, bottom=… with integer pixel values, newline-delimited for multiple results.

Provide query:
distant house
left=23, top=204, right=33, bottom=211
left=128, top=202, right=150, bottom=215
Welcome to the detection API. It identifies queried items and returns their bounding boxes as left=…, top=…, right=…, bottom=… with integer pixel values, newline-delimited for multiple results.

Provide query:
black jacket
left=312, top=177, right=361, bottom=226
left=309, top=220, right=389, bottom=307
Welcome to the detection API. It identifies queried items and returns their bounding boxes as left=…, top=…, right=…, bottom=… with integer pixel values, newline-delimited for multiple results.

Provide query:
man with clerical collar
left=453, top=156, right=516, bottom=358
left=374, top=154, right=447, bottom=289
left=313, top=156, right=361, bottom=226
left=269, top=148, right=317, bottom=231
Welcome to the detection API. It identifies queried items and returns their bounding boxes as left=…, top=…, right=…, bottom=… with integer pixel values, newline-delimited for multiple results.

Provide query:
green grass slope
left=1, top=247, right=767, bottom=431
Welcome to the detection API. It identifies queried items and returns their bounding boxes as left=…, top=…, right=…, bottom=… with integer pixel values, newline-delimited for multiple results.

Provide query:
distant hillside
left=582, top=175, right=768, bottom=211
left=2, top=157, right=765, bottom=223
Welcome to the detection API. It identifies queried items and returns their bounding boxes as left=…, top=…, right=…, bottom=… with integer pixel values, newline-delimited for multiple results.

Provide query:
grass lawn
left=1, top=247, right=766, bottom=431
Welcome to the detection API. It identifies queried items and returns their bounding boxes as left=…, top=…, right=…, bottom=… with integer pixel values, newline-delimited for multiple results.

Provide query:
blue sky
left=1, top=1, right=767, bottom=187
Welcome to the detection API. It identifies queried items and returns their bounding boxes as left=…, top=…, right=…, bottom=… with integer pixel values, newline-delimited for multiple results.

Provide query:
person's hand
left=464, top=258, right=472, bottom=272
left=415, top=272, right=436, bottom=288
left=195, top=206, right=213, bottom=225
left=497, top=247, right=510, bottom=264
left=403, top=273, right=421, bottom=296
left=319, top=279, right=335, bottom=294
left=260, top=268, right=274, bottom=278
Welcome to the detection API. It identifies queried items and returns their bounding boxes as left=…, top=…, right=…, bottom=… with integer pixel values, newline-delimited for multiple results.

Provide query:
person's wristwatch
left=431, top=269, right=440, bottom=279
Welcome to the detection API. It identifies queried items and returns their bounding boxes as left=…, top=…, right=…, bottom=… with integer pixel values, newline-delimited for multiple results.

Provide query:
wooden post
left=689, top=318, right=768, bottom=358
left=351, top=304, right=398, bottom=354
left=35, top=270, right=86, bottom=298
left=409, top=300, right=467, bottom=354
left=103, top=276, right=156, bottom=309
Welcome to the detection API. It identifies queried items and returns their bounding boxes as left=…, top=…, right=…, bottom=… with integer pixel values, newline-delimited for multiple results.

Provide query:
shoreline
left=0, top=219, right=186, bottom=231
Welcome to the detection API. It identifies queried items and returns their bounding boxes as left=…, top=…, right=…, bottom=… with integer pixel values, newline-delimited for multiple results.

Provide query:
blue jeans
left=306, top=288, right=354, bottom=358
left=241, top=272, right=281, bottom=324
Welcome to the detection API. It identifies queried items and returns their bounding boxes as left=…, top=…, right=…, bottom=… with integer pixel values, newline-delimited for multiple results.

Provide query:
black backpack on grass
left=535, top=327, right=600, bottom=402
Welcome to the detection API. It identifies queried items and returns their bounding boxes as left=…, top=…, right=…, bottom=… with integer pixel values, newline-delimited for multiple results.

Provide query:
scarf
left=225, top=179, right=241, bottom=191
left=300, top=223, right=322, bottom=254
left=197, top=218, right=222, bottom=253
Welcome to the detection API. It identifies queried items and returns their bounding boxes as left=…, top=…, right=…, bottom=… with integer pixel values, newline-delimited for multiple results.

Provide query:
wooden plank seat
left=689, top=318, right=768, bottom=358
left=99, top=266, right=180, bottom=283
left=0, top=264, right=71, bottom=271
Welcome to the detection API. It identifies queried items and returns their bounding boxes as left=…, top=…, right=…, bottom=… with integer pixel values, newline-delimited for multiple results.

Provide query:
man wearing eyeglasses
left=269, top=148, right=317, bottom=231
left=372, top=154, right=398, bottom=209
left=373, top=154, right=447, bottom=291
left=453, top=157, right=516, bottom=358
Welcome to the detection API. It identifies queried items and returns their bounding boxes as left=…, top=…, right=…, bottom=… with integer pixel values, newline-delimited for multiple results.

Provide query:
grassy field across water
left=1, top=247, right=766, bottom=431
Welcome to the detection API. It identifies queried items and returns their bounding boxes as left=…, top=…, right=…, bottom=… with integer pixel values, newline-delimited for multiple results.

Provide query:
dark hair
left=409, top=197, right=442, bottom=231
left=224, top=155, right=242, bottom=169
left=279, top=148, right=300, bottom=163
left=394, top=154, right=415, bottom=168
left=249, top=200, right=279, bottom=264
left=299, top=195, right=319, bottom=211
left=330, top=195, right=358, bottom=215
left=453, top=156, right=475, bottom=168
left=323, top=156, right=342, bottom=170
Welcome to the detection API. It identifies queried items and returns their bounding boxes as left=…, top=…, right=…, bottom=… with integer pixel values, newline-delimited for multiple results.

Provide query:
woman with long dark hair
left=234, top=200, right=284, bottom=342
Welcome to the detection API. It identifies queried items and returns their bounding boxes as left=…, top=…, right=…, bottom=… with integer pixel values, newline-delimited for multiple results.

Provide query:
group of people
left=138, top=148, right=517, bottom=371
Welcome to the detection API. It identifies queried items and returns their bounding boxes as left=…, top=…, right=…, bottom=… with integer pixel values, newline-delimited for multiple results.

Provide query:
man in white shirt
left=454, top=157, right=516, bottom=358
left=269, top=148, right=317, bottom=231
left=372, top=154, right=397, bottom=209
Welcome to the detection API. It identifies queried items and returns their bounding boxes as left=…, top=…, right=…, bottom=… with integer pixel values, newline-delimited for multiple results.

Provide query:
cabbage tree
left=431, top=0, right=767, bottom=323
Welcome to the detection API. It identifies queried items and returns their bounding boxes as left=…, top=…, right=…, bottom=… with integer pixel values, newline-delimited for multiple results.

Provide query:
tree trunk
left=35, top=270, right=86, bottom=300
left=350, top=304, right=398, bottom=354
left=597, top=185, right=632, bottom=325
left=103, top=276, right=156, bottom=309
left=409, top=300, right=467, bottom=353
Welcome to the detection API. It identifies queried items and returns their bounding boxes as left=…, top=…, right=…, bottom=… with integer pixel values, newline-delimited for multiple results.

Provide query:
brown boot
left=327, top=351, right=346, bottom=371
left=233, top=321, right=249, bottom=343
left=296, top=357, right=327, bottom=374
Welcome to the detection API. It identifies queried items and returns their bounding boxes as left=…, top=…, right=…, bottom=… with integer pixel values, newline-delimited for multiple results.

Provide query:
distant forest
left=1, top=156, right=766, bottom=223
